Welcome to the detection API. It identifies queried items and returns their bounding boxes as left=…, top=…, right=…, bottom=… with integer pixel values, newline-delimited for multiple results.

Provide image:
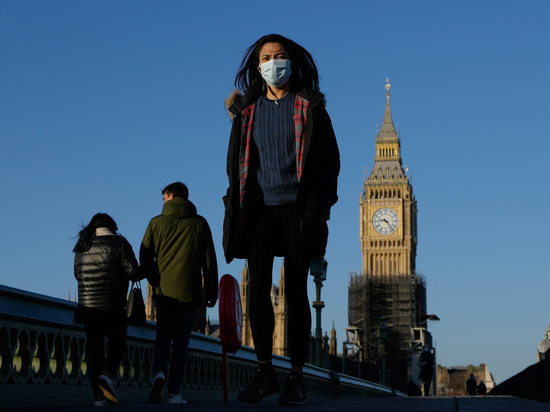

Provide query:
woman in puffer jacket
left=73, top=213, right=142, bottom=406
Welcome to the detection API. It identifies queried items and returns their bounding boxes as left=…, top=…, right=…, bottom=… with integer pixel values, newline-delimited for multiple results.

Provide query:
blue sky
left=1, top=1, right=549, bottom=384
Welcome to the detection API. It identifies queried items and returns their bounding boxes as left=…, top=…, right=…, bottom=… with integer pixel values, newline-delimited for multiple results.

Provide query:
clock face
left=372, top=207, right=399, bottom=235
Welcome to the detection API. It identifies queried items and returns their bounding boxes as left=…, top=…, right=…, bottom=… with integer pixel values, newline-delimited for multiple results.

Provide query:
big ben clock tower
left=348, top=80, right=428, bottom=387
left=360, top=79, right=418, bottom=277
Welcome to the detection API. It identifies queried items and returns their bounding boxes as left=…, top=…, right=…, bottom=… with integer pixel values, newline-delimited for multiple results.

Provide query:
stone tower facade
left=241, top=261, right=289, bottom=357
left=349, top=80, right=427, bottom=383
left=360, top=79, right=417, bottom=277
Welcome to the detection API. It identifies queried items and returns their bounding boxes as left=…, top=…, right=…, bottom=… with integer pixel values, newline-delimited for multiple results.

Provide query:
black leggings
left=247, top=203, right=311, bottom=367
left=83, top=316, right=127, bottom=396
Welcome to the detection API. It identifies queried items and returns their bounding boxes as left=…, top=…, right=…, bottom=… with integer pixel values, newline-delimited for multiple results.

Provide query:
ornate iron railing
left=0, top=284, right=402, bottom=408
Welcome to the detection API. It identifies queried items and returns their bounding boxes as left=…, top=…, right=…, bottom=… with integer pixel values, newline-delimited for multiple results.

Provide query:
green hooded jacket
left=140, top=197, right=218, bottom=304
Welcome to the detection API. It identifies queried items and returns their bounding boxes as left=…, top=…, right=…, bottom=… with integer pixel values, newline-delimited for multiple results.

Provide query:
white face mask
left=259, top=59, right=292, bottom=88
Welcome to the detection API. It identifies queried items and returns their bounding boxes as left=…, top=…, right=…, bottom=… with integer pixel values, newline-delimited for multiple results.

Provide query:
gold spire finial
left=385, top=78, right=391, bottom=93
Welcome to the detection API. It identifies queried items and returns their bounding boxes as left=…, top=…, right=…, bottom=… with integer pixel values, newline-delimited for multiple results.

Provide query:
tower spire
left=378, top=78, right=398, bottom=140
left=370, top=78, right=403, bottom=172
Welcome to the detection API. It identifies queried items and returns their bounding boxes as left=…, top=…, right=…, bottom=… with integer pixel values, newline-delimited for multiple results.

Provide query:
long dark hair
left=235, top=34, right=320, bottom=93
left=73, top=213, right=118, bottom=253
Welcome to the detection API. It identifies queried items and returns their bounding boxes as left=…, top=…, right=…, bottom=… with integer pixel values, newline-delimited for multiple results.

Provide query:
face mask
left=259, top=59, right=292, bottom=88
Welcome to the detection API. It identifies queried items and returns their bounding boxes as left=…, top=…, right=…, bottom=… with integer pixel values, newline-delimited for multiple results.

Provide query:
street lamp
left=407, top=348, right=413, bottom=382
left=379, top=316, right=388, bottom=386
left=310, top=257, right=327, bottom=367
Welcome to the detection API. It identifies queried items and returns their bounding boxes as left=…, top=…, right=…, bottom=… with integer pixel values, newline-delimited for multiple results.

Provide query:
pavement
left=6, top=396, right=550, bottom=412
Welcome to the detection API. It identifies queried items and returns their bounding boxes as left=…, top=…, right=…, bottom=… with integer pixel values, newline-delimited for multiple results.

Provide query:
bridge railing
left=489, top=356, right=550, bottom=402
left=0, top=284, right=403, bottom=408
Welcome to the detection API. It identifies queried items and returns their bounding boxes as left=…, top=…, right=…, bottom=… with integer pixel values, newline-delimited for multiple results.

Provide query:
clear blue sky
left=2, top=1, right=549, bottom=384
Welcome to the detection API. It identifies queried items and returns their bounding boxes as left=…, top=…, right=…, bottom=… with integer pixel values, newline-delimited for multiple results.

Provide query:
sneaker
left=237, top=367, right=280, bottom=404
left=278, top=373, right=307, bottom=405
left=148, top=371, right=166, bottom=404
left=98, top=373, right=117, bottom=404
left=93, top=395, right=105, bottom=407
left=167, top=393, right=187, bottom=404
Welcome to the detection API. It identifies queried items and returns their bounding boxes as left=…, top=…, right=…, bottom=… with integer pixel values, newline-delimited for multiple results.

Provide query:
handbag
left=126, top=281, right=146, bottom=326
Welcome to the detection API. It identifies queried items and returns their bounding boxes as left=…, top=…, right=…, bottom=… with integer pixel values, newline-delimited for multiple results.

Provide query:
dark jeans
left=83, top=317, right=127, bottom=397
left=153, top=300, right=196, bottom=395
left=247, top=203, right=311, bottom=367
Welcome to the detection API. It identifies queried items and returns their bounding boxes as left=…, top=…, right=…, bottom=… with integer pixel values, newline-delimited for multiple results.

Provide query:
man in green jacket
left=140, top=182, right=218, bottom=404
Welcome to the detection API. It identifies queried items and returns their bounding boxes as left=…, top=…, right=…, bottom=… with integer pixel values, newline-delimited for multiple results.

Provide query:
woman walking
left=73, top=213, right=142, bottom=406
left=223, top=34, right=340, bottom=405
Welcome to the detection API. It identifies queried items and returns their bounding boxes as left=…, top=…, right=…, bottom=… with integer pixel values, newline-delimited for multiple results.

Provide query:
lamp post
left=310, top=257, right=327, bottom=367
left=407, top=348, right=413, bottom=382
left=379, top=315, right=388, bottom=386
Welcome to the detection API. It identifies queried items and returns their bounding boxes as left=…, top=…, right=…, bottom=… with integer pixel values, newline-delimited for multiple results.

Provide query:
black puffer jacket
left=74, top=234, right=140, bottom=321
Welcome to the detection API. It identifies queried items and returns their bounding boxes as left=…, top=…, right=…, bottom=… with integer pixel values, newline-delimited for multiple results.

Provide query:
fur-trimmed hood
left=224, top=86, right=326, bottom=120
left=224, top=89, right=242, bottom=119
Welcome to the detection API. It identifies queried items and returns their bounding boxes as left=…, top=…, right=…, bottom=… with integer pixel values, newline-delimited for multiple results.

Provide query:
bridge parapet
left=0, top=284, right=402, bottom=408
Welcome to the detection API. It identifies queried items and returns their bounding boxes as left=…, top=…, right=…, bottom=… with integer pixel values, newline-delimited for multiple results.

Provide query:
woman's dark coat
left=223, top=84, right=340, bottom=263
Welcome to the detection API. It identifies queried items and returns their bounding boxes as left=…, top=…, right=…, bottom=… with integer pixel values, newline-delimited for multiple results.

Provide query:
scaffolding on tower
left=347, top=269, right=427, bottom=368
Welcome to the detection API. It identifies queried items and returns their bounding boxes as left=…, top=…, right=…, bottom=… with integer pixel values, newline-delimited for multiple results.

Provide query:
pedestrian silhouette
left=466, top=373, right=477, bottom=395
